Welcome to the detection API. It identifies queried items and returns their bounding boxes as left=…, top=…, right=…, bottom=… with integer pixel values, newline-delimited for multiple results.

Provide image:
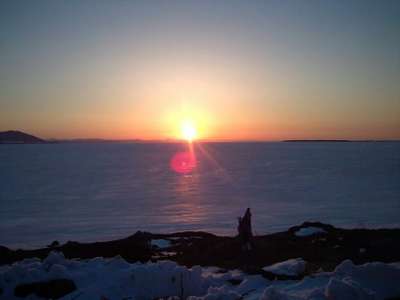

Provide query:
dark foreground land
left=1, top=222, right=400, bottom=280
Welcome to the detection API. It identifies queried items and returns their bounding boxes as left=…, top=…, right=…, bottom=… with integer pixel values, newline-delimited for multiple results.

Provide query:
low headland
left=0, top=131, right=46, bottom=144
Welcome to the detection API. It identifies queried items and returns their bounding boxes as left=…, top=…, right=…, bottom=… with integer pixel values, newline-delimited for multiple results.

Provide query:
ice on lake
left=0, top=141, right=399, bottom=248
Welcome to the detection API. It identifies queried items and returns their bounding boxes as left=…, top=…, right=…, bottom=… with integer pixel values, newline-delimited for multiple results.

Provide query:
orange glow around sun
left=165, top=104, right=211, bottom=141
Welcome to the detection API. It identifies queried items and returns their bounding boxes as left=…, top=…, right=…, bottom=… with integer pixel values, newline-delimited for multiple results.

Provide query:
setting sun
left=1, top=2, right=399, bottom=296
left=181, top=120, right=197, bottom=142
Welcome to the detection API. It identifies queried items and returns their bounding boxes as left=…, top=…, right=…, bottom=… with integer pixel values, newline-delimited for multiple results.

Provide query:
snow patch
left=151, top=239, right=172, bottom=249
left=295, top=227, right=327, bottom=237
left=262, top=258, right=306, bottom=276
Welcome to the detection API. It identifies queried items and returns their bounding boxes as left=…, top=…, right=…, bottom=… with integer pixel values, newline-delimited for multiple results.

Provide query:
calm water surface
left=0, top=142, right=399, bottom=248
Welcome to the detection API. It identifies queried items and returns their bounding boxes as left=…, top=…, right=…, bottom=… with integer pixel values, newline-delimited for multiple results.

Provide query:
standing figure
left=237, top=208, right=253, bottom=250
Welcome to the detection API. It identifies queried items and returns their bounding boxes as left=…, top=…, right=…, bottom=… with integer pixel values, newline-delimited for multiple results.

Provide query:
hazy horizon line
left=39, top=137, right=400, bottom=143
left=1, top=130, right=399, bottom=143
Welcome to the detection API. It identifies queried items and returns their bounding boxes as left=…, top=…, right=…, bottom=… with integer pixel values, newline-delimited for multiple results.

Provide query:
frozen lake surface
left=0, top=142, right=399, bottom=248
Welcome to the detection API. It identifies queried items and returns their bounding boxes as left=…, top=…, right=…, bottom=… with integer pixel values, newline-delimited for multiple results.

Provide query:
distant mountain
left=50, top=138, right=180, bottom=143
left=283, top=139, right=351, bottom=142
left=0, top=130, right=46, bottom=144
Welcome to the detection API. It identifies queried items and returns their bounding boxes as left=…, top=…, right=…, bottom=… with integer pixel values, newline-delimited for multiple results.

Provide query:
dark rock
left=0, top=234, right=152, bottom=266
left=14, top=279, right=76, bottom=299
left=227, top=278, right=242, bottom=286
left=0, top=245, right=13, bottom=265
left=260, top=270, right=303, bottom=281
left=47, top=240, right=60, bottom=248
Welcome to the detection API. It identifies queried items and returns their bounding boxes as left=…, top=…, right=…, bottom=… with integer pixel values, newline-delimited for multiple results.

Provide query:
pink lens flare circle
left=170, top=151, right=197, bottom=174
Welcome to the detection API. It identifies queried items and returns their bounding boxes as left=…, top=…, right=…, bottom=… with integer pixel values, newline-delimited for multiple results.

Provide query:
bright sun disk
left=181, top=121, right=197, bottom=142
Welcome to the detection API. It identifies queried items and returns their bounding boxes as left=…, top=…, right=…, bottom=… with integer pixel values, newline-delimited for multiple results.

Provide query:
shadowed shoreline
left=2, top=221, right=400, bottom=280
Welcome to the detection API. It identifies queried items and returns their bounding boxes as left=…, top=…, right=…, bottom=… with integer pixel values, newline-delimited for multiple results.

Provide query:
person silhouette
left=237, top=208, right=253, bottom=250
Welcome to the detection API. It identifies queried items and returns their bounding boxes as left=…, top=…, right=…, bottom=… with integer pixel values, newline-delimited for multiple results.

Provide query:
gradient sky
left=1, top=0, right=399, bottom=140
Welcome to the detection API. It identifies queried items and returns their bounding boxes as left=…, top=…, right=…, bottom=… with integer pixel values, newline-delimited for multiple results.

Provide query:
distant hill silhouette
left=283, top=139, right=351, bottom=142
left=0, top=130, right=46, bottom=144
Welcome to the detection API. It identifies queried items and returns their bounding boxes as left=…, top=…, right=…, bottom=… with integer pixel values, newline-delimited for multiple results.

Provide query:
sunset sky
left=0, top=1, right=399, bottom=140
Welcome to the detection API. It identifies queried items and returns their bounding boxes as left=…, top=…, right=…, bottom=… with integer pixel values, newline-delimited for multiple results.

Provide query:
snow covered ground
left=1, top=252, right=400, bottom=300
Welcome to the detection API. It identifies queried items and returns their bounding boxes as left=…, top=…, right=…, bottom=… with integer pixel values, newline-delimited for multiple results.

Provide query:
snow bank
left=151, top=239, right=172, bottom=249
left=295, top=227, right=327, bottom=237
left=1, top=252, right=400, bottom=300
left=0, top=252, right=240, bottom=300
left=188, top=286, right=242, bottom=300
left=332, top=259, right=400, bottom=299
left=325, top=278, right=375, bottom=300
left=262, top=258, right=306, bottom=276
left=260, top=286, right=303, bottom=300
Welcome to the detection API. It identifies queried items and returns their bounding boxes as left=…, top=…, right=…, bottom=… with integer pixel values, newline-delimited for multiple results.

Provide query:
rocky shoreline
left=2, top=221, right=400, bottom=280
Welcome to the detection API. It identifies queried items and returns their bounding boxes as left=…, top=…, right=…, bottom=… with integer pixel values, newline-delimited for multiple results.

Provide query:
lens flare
left=170, top=151, right=197, bottom=173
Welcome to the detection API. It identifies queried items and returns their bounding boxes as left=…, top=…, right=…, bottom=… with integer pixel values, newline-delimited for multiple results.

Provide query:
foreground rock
left=14, top=279, right=76, bottom=299
left=0, top=231, right=151, bottom=266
